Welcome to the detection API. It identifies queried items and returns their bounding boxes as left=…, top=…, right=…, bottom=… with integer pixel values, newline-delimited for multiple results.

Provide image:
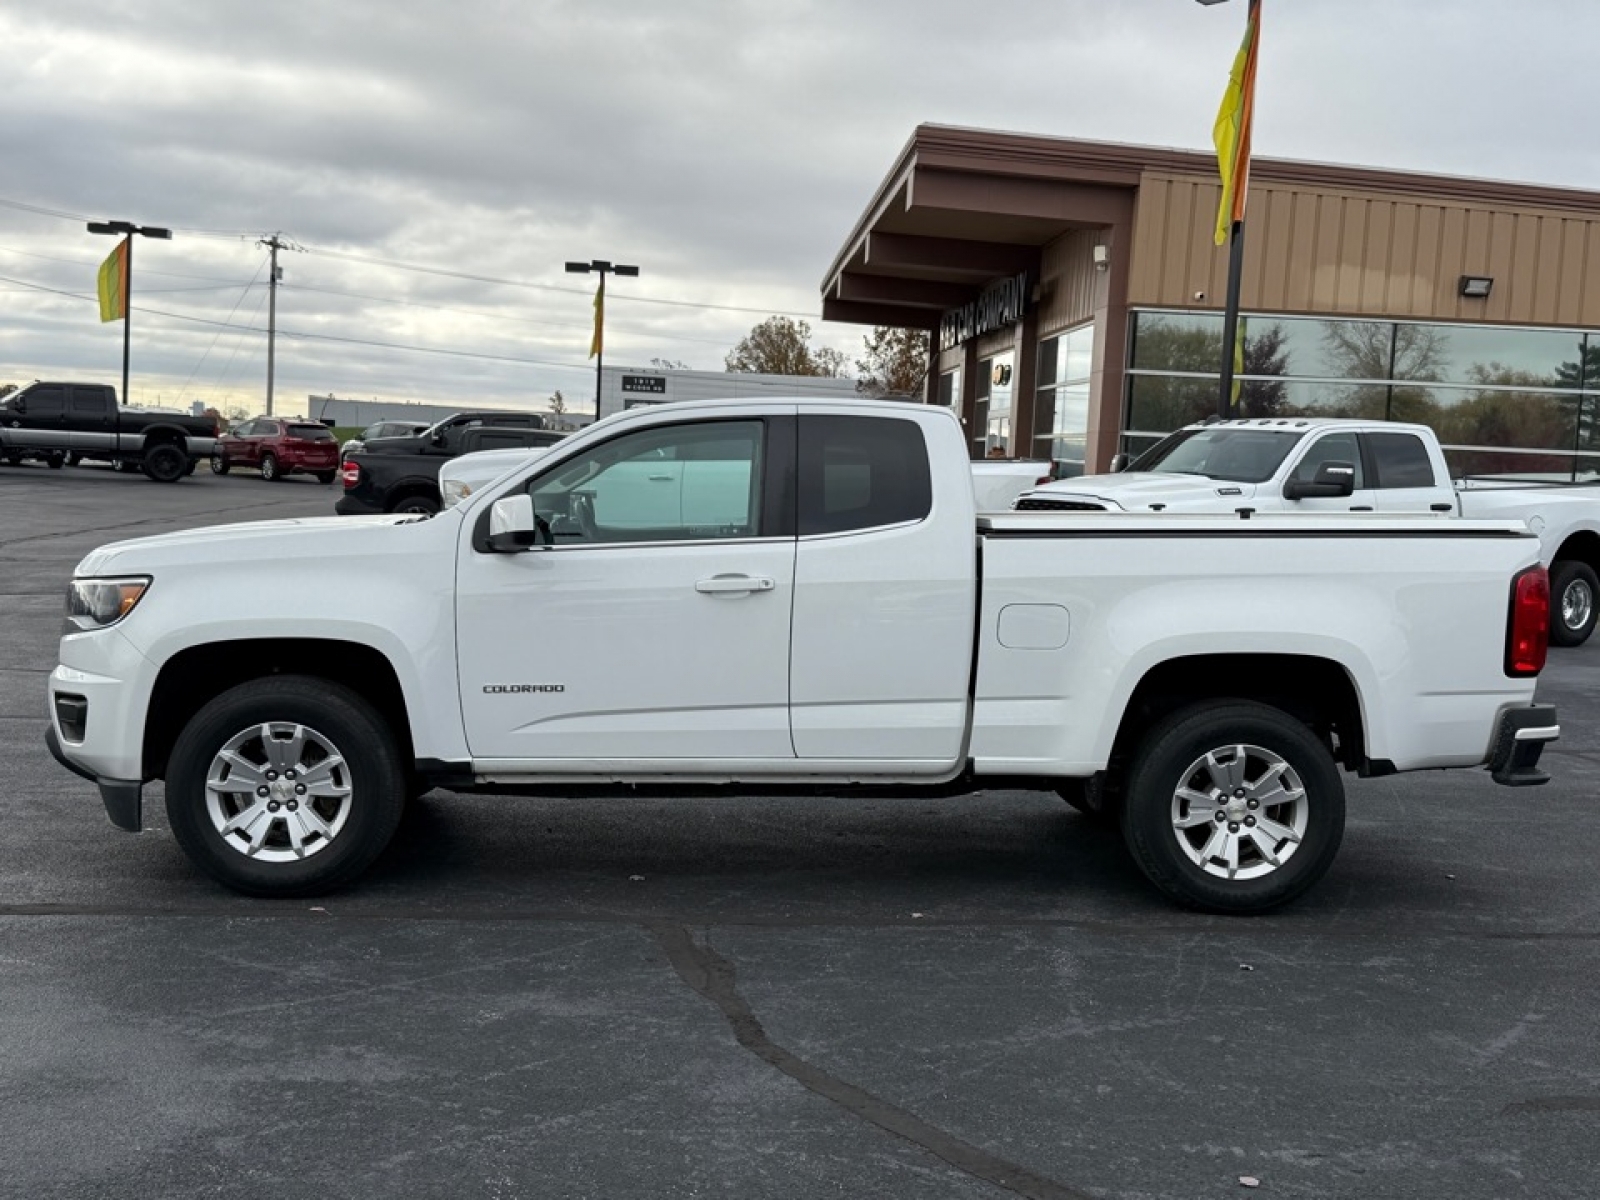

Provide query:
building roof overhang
left=822, top=123, right=1600, bottom=332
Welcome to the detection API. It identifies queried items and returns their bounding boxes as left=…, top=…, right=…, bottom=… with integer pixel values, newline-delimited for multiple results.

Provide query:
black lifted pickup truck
left=336, top=410, right=563, bottom=515
left=0, top=381, right=217, bottom=481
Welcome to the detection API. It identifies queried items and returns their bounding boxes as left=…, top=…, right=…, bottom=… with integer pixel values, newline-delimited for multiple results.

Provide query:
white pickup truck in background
left=1016, top=417, right=1600, bottom=646
left=47, top=398, right=1557, bottom=914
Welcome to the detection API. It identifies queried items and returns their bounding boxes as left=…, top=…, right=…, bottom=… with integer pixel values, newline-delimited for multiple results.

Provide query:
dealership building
left=822, top=124, right=1600, bottom=478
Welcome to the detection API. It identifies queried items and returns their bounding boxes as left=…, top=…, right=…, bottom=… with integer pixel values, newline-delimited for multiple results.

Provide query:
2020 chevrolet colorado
left=46, top=398, right=1558, bottom=912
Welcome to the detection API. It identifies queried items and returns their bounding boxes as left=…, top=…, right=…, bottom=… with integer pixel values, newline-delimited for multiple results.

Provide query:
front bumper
left=46, top=725, right=142, bottom=831
left=1488, top=703, right=1559, bottom=786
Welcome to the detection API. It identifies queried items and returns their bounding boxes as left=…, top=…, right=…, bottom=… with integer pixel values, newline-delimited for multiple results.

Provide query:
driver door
left=456, top=415, right=797, bottom=765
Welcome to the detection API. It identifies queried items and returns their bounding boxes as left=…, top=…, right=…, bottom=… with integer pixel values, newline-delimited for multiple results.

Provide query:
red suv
left=211, top=418, right=341, bottom=483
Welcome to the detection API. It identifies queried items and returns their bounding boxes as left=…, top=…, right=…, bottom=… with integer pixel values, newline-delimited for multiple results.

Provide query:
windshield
left=1127, top=427, right=1307, bottom=484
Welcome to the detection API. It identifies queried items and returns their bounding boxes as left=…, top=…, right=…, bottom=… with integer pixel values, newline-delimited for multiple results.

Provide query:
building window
left=1035, top=324, right=1094, bottom=476
left=936, top=367, right=961, bottom=410
left=980, top=353, right=1014, bottom=455
left=1124, top=310, right=1600, bottom=480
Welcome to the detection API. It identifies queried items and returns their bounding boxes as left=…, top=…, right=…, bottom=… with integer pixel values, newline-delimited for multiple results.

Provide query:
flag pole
left=1217, top=220, right=1244, bottom=420
left=1209, top=0, right=1259, bottom=420
left=120, top=235, right=132, bottom=408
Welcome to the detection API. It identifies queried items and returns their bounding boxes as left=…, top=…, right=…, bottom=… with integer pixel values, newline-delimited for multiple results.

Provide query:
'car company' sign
left=939, top=271, right=1031, bottom=352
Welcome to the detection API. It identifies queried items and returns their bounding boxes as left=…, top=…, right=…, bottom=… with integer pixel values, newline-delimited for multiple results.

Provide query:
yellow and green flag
left=589, top=275, right=605, bottom=359
left=96, top=237, right=129, bottom=323
left=1212, top=0, right=1261, bottom=246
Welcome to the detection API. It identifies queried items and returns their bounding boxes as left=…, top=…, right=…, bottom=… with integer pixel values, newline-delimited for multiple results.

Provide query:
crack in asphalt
left=649, top=921, right=1093, bottom=1200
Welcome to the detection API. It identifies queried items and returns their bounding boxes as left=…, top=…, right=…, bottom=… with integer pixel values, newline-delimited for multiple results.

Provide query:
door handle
left=648, top=474, right=675, bottom=482
left=1349, top=506, right=1374, bottom=512
left=695, top=575, right=775, bottom=594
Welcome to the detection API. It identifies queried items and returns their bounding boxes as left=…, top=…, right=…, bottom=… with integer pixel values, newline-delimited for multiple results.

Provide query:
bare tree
left=649, top=357, right=691, bottom=371
left=725, top=316, right=847, bottom=377
left=855, top=327, right=929, bottom=398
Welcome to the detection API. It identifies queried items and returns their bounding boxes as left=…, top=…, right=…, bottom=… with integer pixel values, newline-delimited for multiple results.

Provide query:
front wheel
left=141, top=443, right=187, bottom=482
left=164, top=676, right=406, bottom=896
left=46, top=452, right=65, bottom=469
left=210, top=452, right=231, bottom=475
left=1549, top=560, right=1598, bottom=648
left=316, top=470, right=337, bottom=485
left=1120, top=701, right=1345, bottom=914
left=260, top=452, right=281, bottom=482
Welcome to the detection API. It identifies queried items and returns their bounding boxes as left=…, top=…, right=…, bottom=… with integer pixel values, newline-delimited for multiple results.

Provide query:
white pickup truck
left=1016, top=417, right=1600, bottom=647
left=46, top=398, right=1558, bottom=913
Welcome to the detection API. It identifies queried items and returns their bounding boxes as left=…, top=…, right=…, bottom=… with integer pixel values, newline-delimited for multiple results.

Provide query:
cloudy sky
left=1, top=0, right=1590, bottom=418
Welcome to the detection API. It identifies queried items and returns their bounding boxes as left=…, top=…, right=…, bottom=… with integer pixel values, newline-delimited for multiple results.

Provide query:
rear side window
left=798, top=416, right=932, bottom=536
left=1366, top=432, right=1436, bottom=488
left=288, top=424, right=334, bottom=441
left=68, top=390, right=105, bottom=415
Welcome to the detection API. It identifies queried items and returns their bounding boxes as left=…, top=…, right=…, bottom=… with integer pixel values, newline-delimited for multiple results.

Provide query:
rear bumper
left=335, top=493, right=383, bottom=515
left=46, top=725, right=142, bottom=831
left=1488, top=703, right=1559, bottom=786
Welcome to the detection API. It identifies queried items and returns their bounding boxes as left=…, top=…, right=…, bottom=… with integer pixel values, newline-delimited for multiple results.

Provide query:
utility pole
left=260, top=234, right=287, bottom=416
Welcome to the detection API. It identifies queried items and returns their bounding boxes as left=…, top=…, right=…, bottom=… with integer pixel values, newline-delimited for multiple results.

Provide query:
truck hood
left=1022, top=472, right=1260, bottom=511
left=75, top=513, right=430, bottom=576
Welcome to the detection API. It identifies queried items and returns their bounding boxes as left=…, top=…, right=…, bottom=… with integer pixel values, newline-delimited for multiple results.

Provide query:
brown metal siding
left=1038, top=229, right=1101, bottom=333
left=1129, top=171, right=1600, bottom=327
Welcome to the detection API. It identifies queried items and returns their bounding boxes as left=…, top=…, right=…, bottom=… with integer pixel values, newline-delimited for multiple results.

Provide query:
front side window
left=23, top=387, right=65, bottom=419
left=1289, top=432, right=1366, bottom=488
left=528, top=420, right=763, bottom=545
left=799, top=415, right=931, bottom=536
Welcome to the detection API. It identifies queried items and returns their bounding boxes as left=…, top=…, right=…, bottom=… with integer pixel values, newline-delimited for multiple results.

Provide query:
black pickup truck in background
left=335, top=410, right=564, bottom=515
left=0, top=381, right=218, bottom=482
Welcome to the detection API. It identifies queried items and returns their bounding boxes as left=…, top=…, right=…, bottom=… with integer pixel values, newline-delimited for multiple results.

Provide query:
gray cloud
left=4, top=0, right=1598, bottom=415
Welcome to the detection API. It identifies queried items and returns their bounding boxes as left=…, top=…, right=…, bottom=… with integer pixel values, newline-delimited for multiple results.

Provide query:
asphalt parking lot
left=2, top=460, right=1597, bottom=1200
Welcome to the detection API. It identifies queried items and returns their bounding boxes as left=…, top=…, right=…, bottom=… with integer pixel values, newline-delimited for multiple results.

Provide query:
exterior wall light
left=1460, top=275, right=1494, bottom=298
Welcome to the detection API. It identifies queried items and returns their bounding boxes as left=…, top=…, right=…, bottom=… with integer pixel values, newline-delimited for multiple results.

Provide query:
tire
left=210, top=452, right=231, bottom=475
left=1120, top=701, right=1345, bottom=914
left=141, top=442, right=187, bottom=483
left=260, top=452, right=280, bottom=482
left=184, top=457, right=198, bottom=476
left=46, top=453, right=65, bottom=470
left=316, top=470, right=337, bottom=485
left=1549, top=560, right=1598, bottom=648
left=389, top=492, right=439, bottom=516
left=164, top=676, right=406, bottom=897
left=65, top=452, right=82, bottom=467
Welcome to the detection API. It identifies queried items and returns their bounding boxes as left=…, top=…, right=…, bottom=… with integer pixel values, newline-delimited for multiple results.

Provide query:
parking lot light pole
left=88, top=220, right=172, bottom=407
left=565, top=259, right=639, bottom=417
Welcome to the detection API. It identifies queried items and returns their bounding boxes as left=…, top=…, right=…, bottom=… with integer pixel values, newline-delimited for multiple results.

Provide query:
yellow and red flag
left=96, top=237, right=129, bottom=322
left=589, top=275, right=605, bottom=358
left=1212, top=0, right=1261, bottom=245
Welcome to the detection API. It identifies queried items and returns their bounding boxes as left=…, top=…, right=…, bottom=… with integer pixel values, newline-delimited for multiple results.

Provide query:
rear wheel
left=1549, top=560, right=1598, bottom=648
left=142, top=442, right=187, bottom=482
left=390, top=492, right=439, bottom=516
left=65, top=452, right=82, bottom=467
left=316, top=470, right=337, bottom=485
left=260, top=452, right=281, bottom=482
left=1120, top=701, right=1345, bottom=914
left=164, top=676, right=406, bottom=896
left=46, top=452, right=65, bottom=469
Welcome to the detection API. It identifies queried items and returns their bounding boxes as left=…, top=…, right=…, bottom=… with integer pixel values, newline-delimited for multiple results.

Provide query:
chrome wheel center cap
left=1225, top=798, right=1249, bottom=822
left=270, top=779, right=296, bottom=804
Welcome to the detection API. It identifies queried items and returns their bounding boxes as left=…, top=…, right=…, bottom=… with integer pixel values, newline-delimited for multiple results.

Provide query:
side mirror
left=1283, top=461, right=1356, bottom=500
left=487, top=494, right=544, bottom=552
left=1108, top=453, right=1130, bottom=473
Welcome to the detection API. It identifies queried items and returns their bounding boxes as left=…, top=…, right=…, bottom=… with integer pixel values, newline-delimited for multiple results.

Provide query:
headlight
left=65, top=576, right=151, bottom=631
left=441, top=478, right=471, bottom=508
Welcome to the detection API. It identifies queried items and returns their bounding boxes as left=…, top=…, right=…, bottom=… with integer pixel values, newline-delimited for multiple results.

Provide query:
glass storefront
left=1035, top=324, right=1094, bottom=475
left=1125, top=310, right=1600, bottom=479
